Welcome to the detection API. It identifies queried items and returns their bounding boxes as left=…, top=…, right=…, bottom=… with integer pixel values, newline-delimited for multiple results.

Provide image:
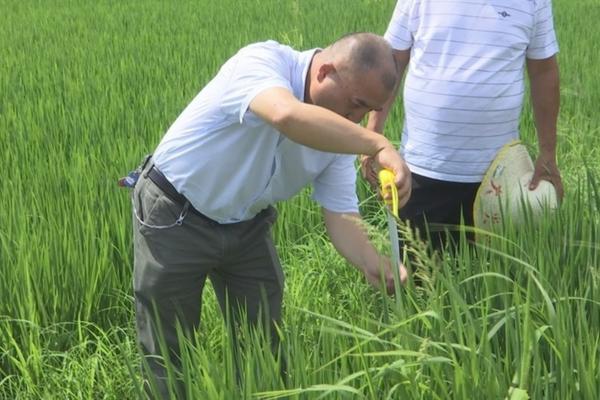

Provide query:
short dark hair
left=331, top=32, right=397, bottom=91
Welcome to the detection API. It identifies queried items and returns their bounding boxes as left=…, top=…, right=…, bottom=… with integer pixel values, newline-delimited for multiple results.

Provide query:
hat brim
left=473, top=140, right=558, bottom=234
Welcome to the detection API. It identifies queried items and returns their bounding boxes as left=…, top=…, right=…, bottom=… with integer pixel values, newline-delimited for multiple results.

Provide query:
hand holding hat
left=474, top=141, right=560, bottom=233
left=530, top=154, right=564, bottom=202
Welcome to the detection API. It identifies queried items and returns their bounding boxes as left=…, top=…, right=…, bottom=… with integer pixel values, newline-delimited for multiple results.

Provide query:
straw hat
left=473, top=140, right=558, bottom=232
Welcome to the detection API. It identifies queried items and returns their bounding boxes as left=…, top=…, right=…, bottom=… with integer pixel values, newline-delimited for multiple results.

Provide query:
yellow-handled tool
left=379, top=169, right=401, bottom=286
left=378, top=169, right=399, bottom=218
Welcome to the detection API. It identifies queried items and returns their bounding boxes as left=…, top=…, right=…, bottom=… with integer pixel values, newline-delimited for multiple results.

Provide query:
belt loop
left=144, top=163, right=154, bottom=178
left=141, top=153, right=152, bottom=170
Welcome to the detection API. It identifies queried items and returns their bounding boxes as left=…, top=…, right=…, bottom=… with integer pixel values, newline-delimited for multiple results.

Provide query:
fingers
left=364, top=259, right=409, bottom=295
left=390, top=162, right=411, bottom=208
left=554, top=179, right=565, bottom=202
left=383, top=268, right=408, bottom=294
left=399, top=264, right=408, bottom=285
left=530, top=158, right=564, bottom=202
left=359, top=155, right=379, bottom=189
left=382, top=261, right=409, bottom=295
left=372, top=146, right=412, bottom=207
left=359, top=155, right=370, bottom=180
left=396, top=170, right=412, bottom=208
left=529, top=163, right=549, bottom=190
left=367, top=169, right=378, bottom=189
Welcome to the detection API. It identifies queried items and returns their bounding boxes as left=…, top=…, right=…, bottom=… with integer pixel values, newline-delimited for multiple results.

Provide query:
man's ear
left=316, top=63, right=336, bottom=82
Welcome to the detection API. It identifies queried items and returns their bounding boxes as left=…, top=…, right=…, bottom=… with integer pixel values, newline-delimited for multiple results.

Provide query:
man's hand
left=323, top=209, right=409, bottom=295
left=530, top=155, right=564, bottom=202
left=363, top=147, right=411, bottom=208
left=360, top=151, right=411, bottom=209
left=362, top=256, right=408, bottom=294
left=359, top=154, right=378, bottom=189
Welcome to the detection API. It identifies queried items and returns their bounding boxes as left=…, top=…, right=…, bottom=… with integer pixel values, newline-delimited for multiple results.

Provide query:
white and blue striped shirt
left=385, top=0, right=559, bottom=182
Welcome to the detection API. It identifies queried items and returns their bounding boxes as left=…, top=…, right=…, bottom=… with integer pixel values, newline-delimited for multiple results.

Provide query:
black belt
left=146, top=165, right=213, bottom=221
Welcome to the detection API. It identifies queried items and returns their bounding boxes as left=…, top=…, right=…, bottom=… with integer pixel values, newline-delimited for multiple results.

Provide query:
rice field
left=1, top=0, right=599, bottom=398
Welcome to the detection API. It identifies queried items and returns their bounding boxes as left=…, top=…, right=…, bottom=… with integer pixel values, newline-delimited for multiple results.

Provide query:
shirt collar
left=293, top=47, right=320, bottom=102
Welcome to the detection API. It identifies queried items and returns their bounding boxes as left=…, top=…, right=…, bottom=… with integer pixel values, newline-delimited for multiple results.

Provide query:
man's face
left=315, top=67, right=391, bottom=123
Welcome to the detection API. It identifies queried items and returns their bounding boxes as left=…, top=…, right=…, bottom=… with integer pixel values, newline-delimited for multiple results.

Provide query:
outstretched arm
left=322, top=208, right=408, bottom=294
left=527, top=55, right=564, bottom=201
left=362, top=49, right=411, bottom=189
left=366, top=48, right=410, bottom=134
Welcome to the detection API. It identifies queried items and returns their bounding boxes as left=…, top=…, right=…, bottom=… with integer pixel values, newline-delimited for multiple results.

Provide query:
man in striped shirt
left=364, top=0, right=564, bottom=249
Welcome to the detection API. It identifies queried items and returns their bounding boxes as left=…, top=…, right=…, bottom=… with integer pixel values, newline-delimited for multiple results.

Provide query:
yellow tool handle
left=378, top=169, right=399, bottom=218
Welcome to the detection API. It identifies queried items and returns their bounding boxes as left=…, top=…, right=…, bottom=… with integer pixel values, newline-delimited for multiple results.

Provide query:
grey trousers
left=132, top=168, right=284, bottom=399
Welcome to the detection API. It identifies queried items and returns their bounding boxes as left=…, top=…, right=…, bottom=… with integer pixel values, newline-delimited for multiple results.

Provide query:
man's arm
left=362, top=49, right=411, bottom=187
left=251, top=87, right=388, bottom=155
left=526, top=55, right=564, bottom=201
left=322, top=208, right=408, bottom=294
left=367, top=48, right=411, bottom=134
left=250, top=87, right=411, bottom=206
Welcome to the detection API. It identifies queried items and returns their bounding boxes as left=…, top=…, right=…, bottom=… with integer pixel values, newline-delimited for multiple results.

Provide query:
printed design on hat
left=473, top=140, right=558, bottom=239
left=485, top=179, right=503, bottom=197
left=481, top=211, right=500, bottom=226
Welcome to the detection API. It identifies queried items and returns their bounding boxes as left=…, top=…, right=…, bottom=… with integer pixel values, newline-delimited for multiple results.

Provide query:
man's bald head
left=325, top=32, right=398, bottom=92
left=306, top=32, right=399, bottom=123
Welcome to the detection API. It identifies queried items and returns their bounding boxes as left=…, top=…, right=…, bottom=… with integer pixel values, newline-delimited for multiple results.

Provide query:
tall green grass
left=1, top=0, right=598, bottom=398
